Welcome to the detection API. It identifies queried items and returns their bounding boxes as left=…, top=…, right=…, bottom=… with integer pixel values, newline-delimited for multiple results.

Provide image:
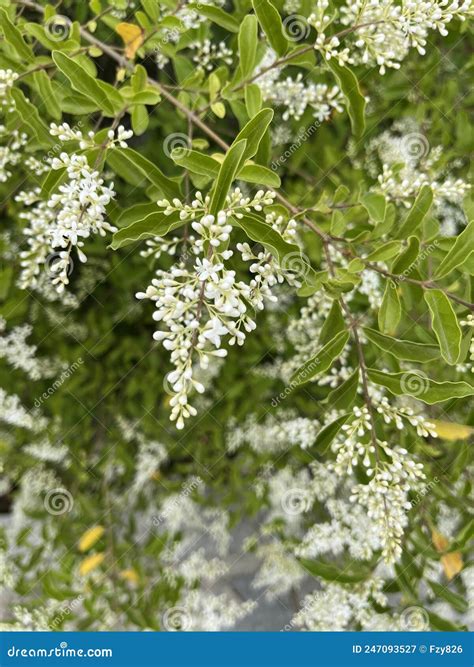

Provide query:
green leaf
left=396, top=185, right=433, bottom=239
left=326, top=59, right=366, bottom=138
left=244, top=84, right=262, bottom=117
left=435, top=220, right=474, bottom=279
left=40, top=167, right=67, bottom=198
left=363, top=327, right=440, bottom=363
left=209, top=140, right=247, bottom=215
left=171, top=149, right=219, bottom=178
left=113, top=202, right=159, bottom=227
left=290, top=330, right=349, bottom=386
left=106, top=147, right=181, bottom=200
left=110, top=211, right=184, bottom=250
left=237, top=163, right=280, bottom=187
left=391, top=236, right=420, bottom=275
left=52, top=51, right=116, bottom=116
left=325, top=369, right=359, bottom=411
left=232, top=212, right=310, bottom=278
left=233, top=108, right=274, bottom=165
left=252, top=0, right=288, bottom=57
left=314, top=413, right=351, bottom=452
left=319, top=300, right=345, bottom=345
left=360, top=193, right=386, bottom=223
left=131, top=104, right=149, bottom=135
left=366, top=369, right=474, bottom=404
left=378, top=282, right=401, bottom=334
left=428, top=581, right=468, bottom=614
left=365, top=241, right=403, bottom=262
left=0, top=8, right=34, bottom=62
left=299, top=558, right=369, bottom=584
left=424, top=289, right=462, bottom=365
left=32, top=71, right=61, bottom=120
left=10, top=88, right=54, bottom=147
left=187, top=4, right=240, bottom=32
left=427, top=611, right=467, bottom=632
left=239, top=15, right=258, bottom=79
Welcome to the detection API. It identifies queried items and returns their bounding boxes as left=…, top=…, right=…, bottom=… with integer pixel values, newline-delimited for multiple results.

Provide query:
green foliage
left=0, top=0, right=472, bottom=634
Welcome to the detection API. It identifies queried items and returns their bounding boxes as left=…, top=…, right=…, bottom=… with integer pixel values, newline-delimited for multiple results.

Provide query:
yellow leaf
left=119, top=568, right=139, bottom=584
left=441, top=552, right=463, bottom=580
left=78, top=525, right=105, bottom=552
left=116, top=23, right=144, bottom=59
left=431, top=420, right=474, bottom=441
left=432, top=528, right=449, bottom=552
left=79, top=552, right=105, bottom=576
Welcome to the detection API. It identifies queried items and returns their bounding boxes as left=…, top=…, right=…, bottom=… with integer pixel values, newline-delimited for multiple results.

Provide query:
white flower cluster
left=0, top=389, right=46, bottom=432
left=0, top=68, right=17, bottom=106
left=49, top=122, right=132, bottom=151
left=292, top=578, right=390, bottom=630
left=227, top=411, right=320, bottom=454
left=0, top=126, right=27, bottom=183
left=137, top=189, right=290, bottom=429
left=0, top=316, right=63, bottom=380
left=310, top=0, right=474, bottom=74
left=18, top=152, right=116, bottom=292
left=365, top=120, right=471, bottom=234
left=191, top=39, right=233, bottom=71
left=256, top=49, right=344, bottom=122
left=172, top=589, right=255, bottom=631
